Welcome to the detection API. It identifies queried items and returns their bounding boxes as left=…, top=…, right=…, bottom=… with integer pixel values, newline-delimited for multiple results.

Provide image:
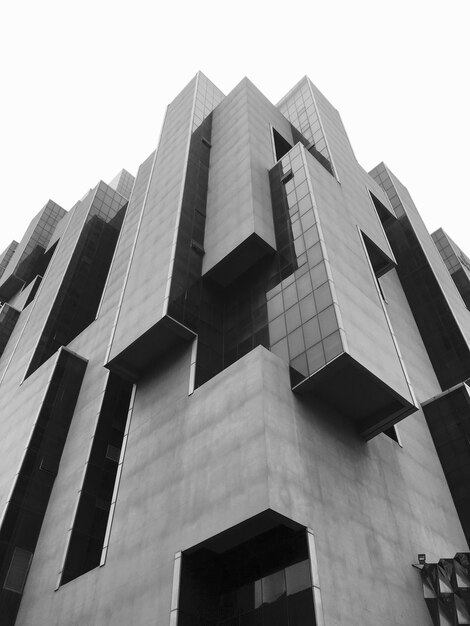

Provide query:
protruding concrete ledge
left=291, top=352, right=417, bottom=440
left=203, top=233, right=275, bottom=287
left=105, top=315, right=196, bottom=381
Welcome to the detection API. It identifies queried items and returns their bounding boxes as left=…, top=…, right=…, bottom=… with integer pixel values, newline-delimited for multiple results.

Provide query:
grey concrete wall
left=202, top=78, right=290, bottom=274
left=15, top=347, right=465, bottom=625
left=108, top=73, right=224, bottom=362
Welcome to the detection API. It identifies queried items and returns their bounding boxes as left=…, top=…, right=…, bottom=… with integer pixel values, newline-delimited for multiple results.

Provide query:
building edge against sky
left=0, top=72, right=470, bottom=625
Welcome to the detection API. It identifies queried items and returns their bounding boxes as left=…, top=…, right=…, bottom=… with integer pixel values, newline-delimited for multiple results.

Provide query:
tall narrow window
left=0, top=348, right=86, bottom=626
left=60, top=373, right=133, bottom=585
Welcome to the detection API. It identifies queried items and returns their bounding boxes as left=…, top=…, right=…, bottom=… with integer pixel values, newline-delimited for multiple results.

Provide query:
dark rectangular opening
left=0, top=349, right=87, bottom=625
left=178, top=514, right=316, bottom=626
left=60, top=373, right=133, bottom=585
left=26, top=188, right=128, bottom=378
left=273, top=128, right=293, bottom=162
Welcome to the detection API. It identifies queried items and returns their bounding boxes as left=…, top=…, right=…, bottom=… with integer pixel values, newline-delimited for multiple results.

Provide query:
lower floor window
left=178, top=520, right=316, bottom=626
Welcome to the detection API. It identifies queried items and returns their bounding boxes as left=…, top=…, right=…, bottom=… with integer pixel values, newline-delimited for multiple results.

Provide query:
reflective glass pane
left=262, top=569, right=286, bottom=603
left=286, top=559, right=311, bottom=595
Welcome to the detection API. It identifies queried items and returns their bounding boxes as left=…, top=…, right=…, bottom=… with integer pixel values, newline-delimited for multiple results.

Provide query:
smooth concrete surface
left=14, top=347, right=466, bottom=625
left=108, top=74, right=224, bottom=364
left=203, top=78, right=288, bottom=276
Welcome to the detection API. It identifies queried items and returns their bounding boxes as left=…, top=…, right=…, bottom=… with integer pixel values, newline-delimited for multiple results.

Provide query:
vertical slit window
left=0, top=349, right=87, bottom=625
left=60, top=373, right=133, bottom=585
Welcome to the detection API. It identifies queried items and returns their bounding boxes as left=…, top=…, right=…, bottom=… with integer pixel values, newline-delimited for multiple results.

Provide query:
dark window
left=178, top=520, right=316, bottom=626
left=272, top=128, right=293, bottom=161
left=60, top=373, right=133, bottom=585
left=0, top=349, right=86, bottom=625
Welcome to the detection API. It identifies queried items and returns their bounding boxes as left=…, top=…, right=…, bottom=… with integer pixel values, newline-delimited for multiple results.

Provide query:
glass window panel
left=323, top=330, right=343, bottom=361
left=292, top=219, right=302, bottom=240
left=262, top=569, right=286, bottom=603
left=290, top=353, right=309, bottom=378
left=295, top=180, right=309, bottom=201
left=288, top=327, right=305, bottom=359
left=296, top=272, right=312, bottom=300
left=300, top=209, right=315, bottom=231
left=294, top=236, right=306, bottom=257
left=271, top=338, right=289, bottom=362
left=267, top=293, right=284, bottom=320
left=283, top=283, right=298, bottom=310
left=297, top=253, right=308, bottom=267
left=238, top=582, right=256, bottom=613
left=297, top=195, right=312, bottom=216
left=306, top=342, right=326, bottom=373
left=286, top=304, right=301, bottom=333
left=318, top=305, right=338, bottom=338
left=269, top=315, right=287, bottom=344
left=299, top=294, right=316, bottom=323
left=314, top=282, right=333, bottom=312
left=303, top=226, right=319, bottom=250
left=307, top=243, right=323, bottom=268
left=303, top=316, right=321, bottom=349
left=287, top=588, right=316, bottom=626
left=263, top=595, right=288, bottom=625
left=286, top=560, right=311, bottom=595
left=239, top=607, right=263, bottom=625
left=310, top=263, right=328, bottom=289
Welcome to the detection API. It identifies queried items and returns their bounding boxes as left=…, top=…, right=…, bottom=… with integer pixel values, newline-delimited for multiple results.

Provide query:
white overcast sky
left=1, top=0, right=469, bottom=254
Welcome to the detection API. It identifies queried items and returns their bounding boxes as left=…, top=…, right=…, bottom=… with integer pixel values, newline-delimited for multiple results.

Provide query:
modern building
left=0, top=72, right=470, bottom=625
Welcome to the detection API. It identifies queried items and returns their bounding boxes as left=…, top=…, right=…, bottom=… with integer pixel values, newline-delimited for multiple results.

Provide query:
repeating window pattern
left=369, top=163, right=405, bottom=218
left=0, top=200, right=66, bottom=295
left=277, top=79, right=333, bottom=170
left=26, top=183, right=128, bottom=377
left=192, top=73, right=225, bottom=132
left=0, top=241, right=18, bottom=281
left=268, top=144, right=344, bottom=382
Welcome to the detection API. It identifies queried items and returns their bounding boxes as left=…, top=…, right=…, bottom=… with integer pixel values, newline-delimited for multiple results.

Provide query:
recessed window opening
left=60, top=373, right=133, bottom=585
left=178, top=520, right=317, bottom=625
left=369, top=191, right=395, bottom=227
left=273, top=128, right=293, bottom=162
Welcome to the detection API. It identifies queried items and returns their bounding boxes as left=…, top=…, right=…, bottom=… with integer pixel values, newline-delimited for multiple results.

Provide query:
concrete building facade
left=0, top=73, right=469, bottom=625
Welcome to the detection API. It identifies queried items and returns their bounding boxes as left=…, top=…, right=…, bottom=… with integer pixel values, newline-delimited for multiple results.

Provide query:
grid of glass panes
left=0, top=242, right=18, bottom=278
left=268, top=144, right=344, bottom=380
left=113, top=170, right=135, bottom=201
left=26, top=183, right=128, bottom=377
left=369, top=163, right=405, bottom=218
left=192, top=73, right=225, bottom=131
left=0, top=304, right=20, bottom=356
left=278, top=79, right=332, bottom=165
left=432, top=230, right=461, bottom=274
left=12, top=201, right=65, bottom=286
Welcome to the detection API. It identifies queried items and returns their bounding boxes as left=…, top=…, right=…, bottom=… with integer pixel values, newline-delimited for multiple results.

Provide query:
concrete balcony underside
left=292, top=352, right=417, bottom=440
left=203, top=233, right=275, bottom=287
left=106, top=315, right=196, bottom=382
